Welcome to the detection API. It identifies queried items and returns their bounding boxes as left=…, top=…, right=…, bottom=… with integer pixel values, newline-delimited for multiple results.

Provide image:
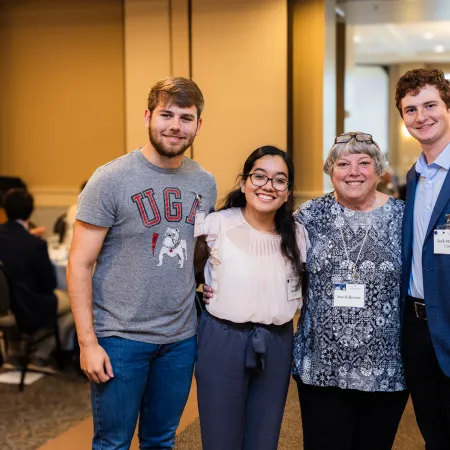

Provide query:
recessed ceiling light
left=424, top=32, right=434, bottom=40
left=353, top=35, right=361, bottom=43
left=434, top=45, right=445, bottom=53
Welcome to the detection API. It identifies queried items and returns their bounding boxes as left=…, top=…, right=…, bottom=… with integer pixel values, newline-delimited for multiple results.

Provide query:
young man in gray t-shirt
left=67, top=77, right=217, bottom=449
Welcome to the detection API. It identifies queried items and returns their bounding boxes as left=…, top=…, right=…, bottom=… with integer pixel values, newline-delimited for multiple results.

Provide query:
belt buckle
left=414, top=302, right=427, bottom=320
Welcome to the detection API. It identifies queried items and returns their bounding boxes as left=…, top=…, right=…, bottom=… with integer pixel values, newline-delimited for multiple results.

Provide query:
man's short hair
left=4, top=188, right=34, bottom=221
left=395, top=68, right=450, bottom=116
left=147, top=77, right=204, bottom=118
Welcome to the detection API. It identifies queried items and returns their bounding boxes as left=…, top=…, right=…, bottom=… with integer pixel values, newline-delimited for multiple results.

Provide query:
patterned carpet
left=175, top=379, right=425, bottom=449
left=0, top=370, right=91, bottom=450
left=0, top=370, right=424, bottom=449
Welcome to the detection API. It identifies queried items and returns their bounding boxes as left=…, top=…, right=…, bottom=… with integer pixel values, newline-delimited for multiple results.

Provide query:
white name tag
left=194, top=211, right=205, bottom=237
left=287, top=276, right=302, bottom=302
left=434, top=229, right=450, bottom=254
left=333, top=283, right=365, bottom=308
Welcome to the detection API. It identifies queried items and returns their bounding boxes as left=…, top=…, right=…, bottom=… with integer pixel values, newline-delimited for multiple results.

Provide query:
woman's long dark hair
left=220, top=146, right=303, bottom=283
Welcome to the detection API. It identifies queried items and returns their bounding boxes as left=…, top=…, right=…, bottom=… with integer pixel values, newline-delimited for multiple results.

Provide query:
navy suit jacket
left=402, top=165, right=450, bottom=377
left=0, top=221, right=57, bottom=332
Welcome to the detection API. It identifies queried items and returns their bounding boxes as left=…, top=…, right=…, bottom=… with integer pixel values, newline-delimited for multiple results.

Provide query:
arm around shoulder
left=295, top=222, right=310, bottom=263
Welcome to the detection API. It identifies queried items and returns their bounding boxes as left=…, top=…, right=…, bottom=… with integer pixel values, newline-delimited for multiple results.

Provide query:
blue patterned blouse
left=293, top=193, right=406, bottom=392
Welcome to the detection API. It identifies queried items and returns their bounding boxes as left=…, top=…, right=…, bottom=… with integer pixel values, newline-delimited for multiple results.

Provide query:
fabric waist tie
left=245, top=326, right=271, bottom=370
left=208, top=314, right=291, bottom=371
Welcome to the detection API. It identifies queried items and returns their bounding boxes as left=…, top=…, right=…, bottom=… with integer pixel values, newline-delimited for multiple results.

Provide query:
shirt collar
left=415, top=141, right=450, bottom=175
left=15, top=219, right=29, bottom=231
left=415, top=153, right=427, bottom=175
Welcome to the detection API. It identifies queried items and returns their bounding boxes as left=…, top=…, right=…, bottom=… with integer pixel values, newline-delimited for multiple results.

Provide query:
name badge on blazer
left=434, top=229, right=450, bottom=254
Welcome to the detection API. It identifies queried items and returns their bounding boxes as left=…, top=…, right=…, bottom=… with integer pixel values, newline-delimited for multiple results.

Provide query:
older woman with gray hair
left=293, top=132, right=408, bottom=450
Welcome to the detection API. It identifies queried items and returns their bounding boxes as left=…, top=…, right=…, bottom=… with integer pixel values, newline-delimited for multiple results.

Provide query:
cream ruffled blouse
left=195, top=207, right=308, bottom=325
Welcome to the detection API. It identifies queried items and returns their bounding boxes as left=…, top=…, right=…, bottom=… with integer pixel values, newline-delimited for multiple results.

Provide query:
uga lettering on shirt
left=131, top=187, right=199, bottom=228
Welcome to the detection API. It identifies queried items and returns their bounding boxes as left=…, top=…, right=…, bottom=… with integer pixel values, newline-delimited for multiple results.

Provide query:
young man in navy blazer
left=396, top=68, right=450, bottom=450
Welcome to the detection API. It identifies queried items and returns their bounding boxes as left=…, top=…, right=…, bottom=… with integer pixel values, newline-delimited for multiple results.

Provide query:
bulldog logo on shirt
left=157, top=227, right=187, bottom=268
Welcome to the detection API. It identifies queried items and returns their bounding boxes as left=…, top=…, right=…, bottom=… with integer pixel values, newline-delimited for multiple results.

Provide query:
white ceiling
left=338, top=0, right=450, bottom=64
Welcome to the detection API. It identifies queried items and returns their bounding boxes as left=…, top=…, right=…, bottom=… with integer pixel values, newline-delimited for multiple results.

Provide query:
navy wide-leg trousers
left=195, top=311, right=293, bottom=450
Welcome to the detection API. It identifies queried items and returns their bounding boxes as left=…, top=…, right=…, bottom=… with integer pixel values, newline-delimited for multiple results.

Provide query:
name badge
left=333, top=283, right=365, bottom=308
left=194, top=211, right=205, bottom=237
left=287, top=276, right=302, bottom=302
left=434, top=230, right=450, bottom=255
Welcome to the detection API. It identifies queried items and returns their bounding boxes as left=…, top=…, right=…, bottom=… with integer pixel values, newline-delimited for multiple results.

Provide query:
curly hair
left=395, top=68, right=450, bottom=116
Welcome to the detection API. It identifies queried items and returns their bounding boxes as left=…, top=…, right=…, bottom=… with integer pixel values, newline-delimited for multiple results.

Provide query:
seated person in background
left=0, top=188, right=72, bottom=366
left=62, top=180, right=87, bottom=247
left=28, top=222, right=46, bottom=238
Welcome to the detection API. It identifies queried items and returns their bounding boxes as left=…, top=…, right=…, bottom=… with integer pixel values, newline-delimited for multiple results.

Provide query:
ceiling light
left=353, top=35, right=361, bottom=44
left=434, top=45, right=445, bottom=53
left=423, top=32, right=434, bottom=40
left=335, top=6, right=345, bottom=18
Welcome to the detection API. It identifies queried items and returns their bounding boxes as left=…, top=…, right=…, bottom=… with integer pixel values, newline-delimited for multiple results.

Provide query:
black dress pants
left=295, top=380, right=408, bottom=450
left=402, top=302, right=450, bottom=450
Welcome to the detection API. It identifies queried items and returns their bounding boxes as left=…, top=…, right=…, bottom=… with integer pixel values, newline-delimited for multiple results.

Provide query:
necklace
left=340, top=221, right=371, bottom=281
left=338, top=203, right=373, bottom=281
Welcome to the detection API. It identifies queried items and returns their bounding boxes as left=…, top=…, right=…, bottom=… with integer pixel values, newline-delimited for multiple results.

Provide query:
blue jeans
left=91, top=335, right=197, bottom=450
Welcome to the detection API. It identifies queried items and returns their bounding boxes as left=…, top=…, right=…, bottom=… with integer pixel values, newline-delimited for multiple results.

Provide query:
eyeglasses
left=248, top=173, right=290, bottom=191
left=334, top=132, right=375, bottom=145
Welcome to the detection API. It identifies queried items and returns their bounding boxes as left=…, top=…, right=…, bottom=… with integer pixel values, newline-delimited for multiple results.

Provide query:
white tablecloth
left=48, top=243, right=68, bottom=291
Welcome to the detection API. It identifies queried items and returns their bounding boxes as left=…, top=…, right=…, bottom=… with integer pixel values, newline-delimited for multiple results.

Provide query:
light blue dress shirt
left=409, top=143, right=450, bottom=298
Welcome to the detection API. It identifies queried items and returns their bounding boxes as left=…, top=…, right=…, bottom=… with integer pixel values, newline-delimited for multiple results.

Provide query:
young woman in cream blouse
left=194, top=146, right=308, bottom=450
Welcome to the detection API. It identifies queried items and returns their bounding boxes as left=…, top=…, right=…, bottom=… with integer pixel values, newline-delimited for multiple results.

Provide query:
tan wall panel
left=171, top=0, right=190, bottom=78
left=124, top=0, right=172, bottom=152
left=170, top=0, right=192, bottom=158
left=0, top=0, right=125, bottom=188
left=191, top=0, right=288, bottom=203
left=291, top=0, right=329, bottom=202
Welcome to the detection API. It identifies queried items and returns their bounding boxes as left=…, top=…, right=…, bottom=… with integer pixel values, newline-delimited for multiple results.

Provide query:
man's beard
left=148, top=126, right=194, bottom=159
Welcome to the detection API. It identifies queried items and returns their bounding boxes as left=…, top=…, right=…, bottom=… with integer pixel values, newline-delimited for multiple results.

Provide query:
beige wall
left=124, top=0, right=192, bottom=156
left=2, top=0, right=331, bottom=213
left=191, top=0, right=288, bottom=203
left=291, top=0, right=335, bottom=202
left=124, top=0, right=172, bottom=153
left=124, top=0, right=288, bottom=202
left=0, top=0, right=125, bottom=208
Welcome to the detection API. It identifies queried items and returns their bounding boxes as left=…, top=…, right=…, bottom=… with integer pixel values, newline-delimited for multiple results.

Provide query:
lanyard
left=339, top=216, right=371, bottom=282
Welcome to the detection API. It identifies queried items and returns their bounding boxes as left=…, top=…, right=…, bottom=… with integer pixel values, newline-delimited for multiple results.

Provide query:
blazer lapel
left=405, top=168, right=419, bottom=220
left=425, top=169, right=450, bottom=240
left=404, top=167, right=419, bottom=260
